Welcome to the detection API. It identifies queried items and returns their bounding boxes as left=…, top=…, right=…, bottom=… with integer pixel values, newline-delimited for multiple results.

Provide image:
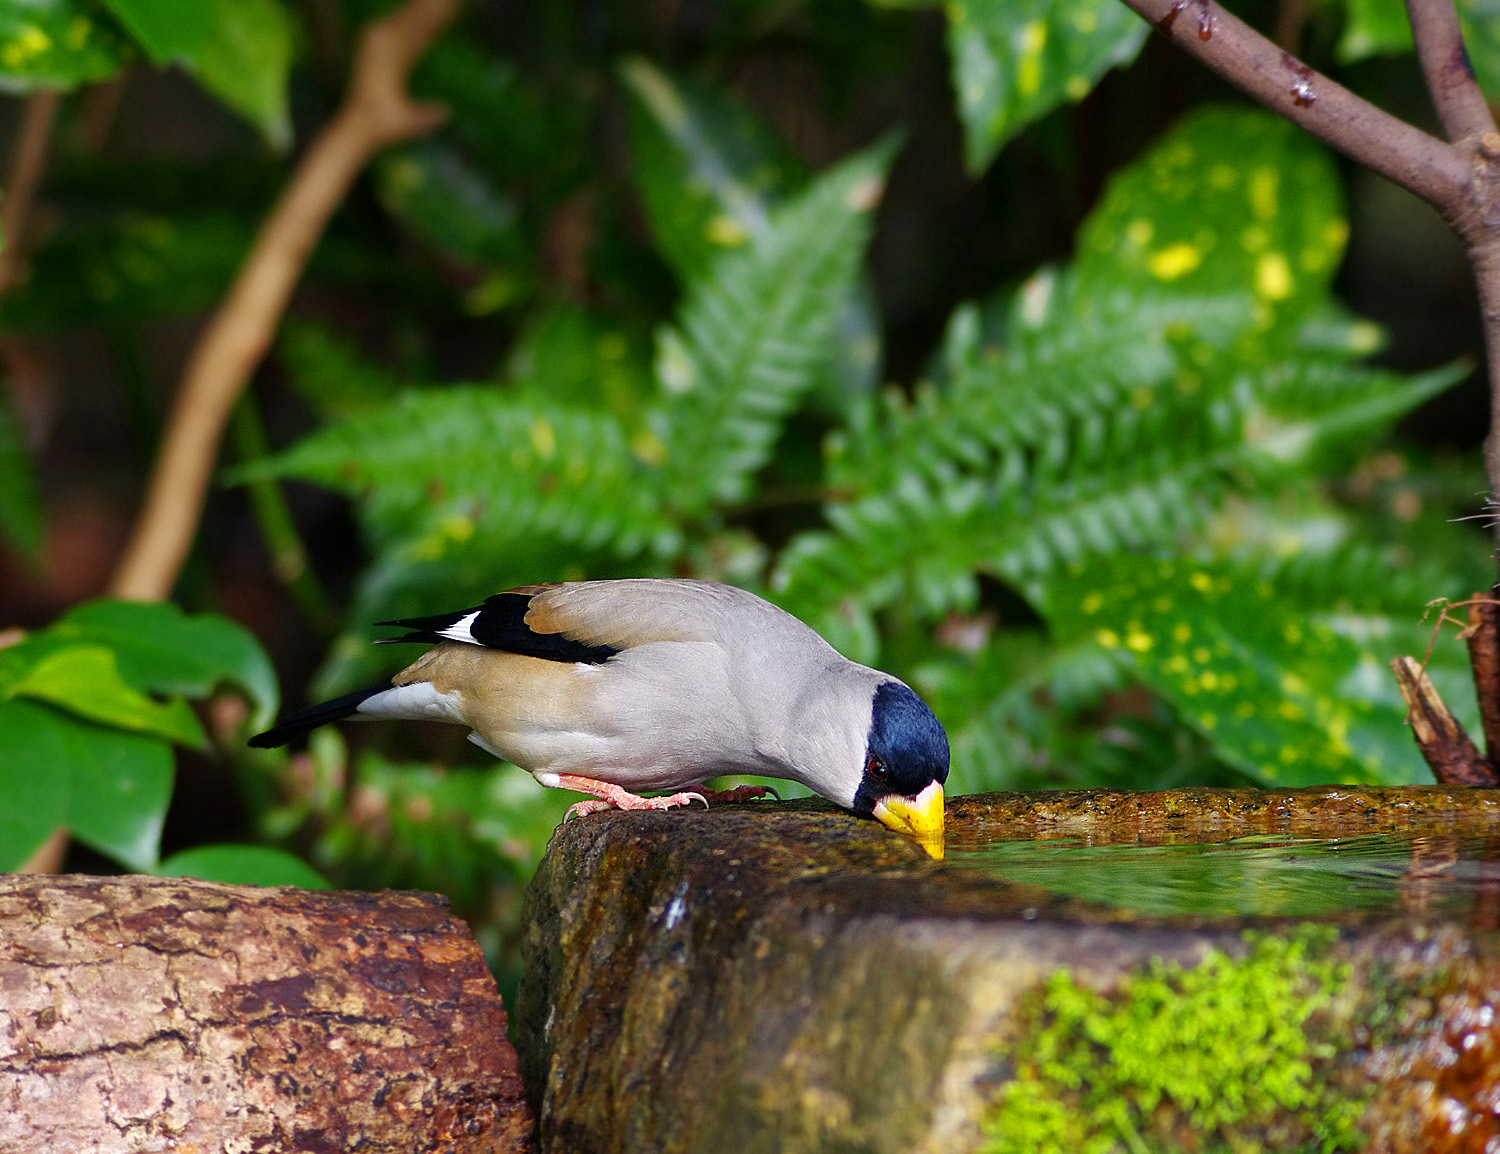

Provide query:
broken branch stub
left=1390, top=654, right=1498, bottom=786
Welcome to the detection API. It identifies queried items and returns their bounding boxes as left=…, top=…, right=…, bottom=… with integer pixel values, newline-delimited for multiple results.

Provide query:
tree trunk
left=0, top=873, right=534, bottom=1153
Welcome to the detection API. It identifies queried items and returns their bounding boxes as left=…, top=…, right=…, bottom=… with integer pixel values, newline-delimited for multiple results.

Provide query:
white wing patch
left=357, top=681, right=467, bottom=725
left=440, top=610, right=482, bottom=645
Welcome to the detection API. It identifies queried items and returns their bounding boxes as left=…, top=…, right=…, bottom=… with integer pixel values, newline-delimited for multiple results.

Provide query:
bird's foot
left=557, top=774, right=709, bottom=821
left=698, top=784, right=780, bottom=804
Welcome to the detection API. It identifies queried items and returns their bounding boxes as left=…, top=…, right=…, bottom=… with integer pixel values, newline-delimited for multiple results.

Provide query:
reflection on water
left=945, top=832, right=1500, bottom=919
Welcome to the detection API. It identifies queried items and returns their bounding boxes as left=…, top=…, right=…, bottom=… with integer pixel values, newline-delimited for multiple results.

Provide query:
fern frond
left=240, top=388, right=678, bottom=562
left=775, top=355, right=1462, bottom=651
left=659, top=140, right=892, bottom=513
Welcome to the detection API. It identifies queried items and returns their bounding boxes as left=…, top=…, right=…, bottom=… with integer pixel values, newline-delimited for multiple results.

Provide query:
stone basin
left=515, top=786, right=1500, bottom=1154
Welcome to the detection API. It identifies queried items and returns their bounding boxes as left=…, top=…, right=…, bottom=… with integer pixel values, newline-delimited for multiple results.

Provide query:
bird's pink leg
left=556, top=774, right=709, bottom=821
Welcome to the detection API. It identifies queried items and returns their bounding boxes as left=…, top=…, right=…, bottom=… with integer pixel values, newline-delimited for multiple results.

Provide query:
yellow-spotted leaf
left=0, top=0, right=126, bottom=90
left=1077, top=108, right=1345, bottom=334
left=9, top=644, right=207, bottom=749
left=1043, top=556, right=1422, bottom=786
left=945, top=0, right=1147, bottom=172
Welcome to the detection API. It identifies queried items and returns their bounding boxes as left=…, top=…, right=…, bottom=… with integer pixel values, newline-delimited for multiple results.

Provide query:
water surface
left=946, top=832, right=1500, bottom=918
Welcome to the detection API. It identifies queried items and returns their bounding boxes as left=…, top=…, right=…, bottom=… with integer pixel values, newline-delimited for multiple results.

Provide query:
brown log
left=0, top=874, right=534, bottom=1153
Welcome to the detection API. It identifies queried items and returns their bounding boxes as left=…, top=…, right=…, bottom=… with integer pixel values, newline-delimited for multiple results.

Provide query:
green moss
left=980, top=927, right=1368, bottom=1154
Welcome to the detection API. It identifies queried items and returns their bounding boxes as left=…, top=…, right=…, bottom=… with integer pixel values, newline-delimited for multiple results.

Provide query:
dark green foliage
left=0, top=393, right=41, bottom=557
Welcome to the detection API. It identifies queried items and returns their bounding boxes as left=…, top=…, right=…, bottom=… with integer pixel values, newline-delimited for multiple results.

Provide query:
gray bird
left=249, top=579, right=949, bottom=856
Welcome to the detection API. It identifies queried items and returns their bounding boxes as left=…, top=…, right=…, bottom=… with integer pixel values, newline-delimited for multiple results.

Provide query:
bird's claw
left=698, top=784, right=780, bottom=804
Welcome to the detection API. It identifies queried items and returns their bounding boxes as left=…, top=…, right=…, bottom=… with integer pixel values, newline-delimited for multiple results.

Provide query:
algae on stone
left=979, top=927, right=1369, bottom=1154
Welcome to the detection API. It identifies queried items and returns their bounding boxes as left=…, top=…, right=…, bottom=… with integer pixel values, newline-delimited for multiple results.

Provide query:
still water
left=945, top=832, right=1500, bottom=918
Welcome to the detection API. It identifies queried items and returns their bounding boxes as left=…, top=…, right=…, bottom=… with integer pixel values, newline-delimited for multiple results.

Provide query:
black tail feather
left=248, top=683, right=390, bottom=748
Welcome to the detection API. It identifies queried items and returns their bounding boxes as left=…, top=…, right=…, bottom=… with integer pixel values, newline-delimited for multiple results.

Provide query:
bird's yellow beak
left=872, top=780, right=945, bottom=860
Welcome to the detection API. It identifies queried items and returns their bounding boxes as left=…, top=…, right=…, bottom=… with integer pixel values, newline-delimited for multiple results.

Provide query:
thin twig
left=1405, top=0, right=1496, bottom=144
left=0, top=89, right=62, bottom=295
left=108, top=0, right=458, bottom=602
left=1120, top=0, right=1471, bottom=220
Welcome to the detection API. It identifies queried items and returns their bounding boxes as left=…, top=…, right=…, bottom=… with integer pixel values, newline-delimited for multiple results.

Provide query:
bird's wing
left=519, top=579, right=751, bottom=649
left=375, top=587, right=619, bottom=664
left=374, top=579, right=756, bottom=662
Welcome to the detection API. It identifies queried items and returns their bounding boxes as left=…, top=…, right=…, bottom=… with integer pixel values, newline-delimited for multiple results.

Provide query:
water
left=945, top=832, right=1500, bottom=918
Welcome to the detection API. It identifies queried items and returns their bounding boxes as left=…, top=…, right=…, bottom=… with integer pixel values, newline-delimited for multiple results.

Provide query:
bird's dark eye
left=866, top=754, right=887, bottom=779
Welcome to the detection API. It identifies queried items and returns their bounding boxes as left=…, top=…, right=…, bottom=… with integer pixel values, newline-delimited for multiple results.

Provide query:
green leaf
left=158, top=844, right=330, bottom=888
left=0, top=0, right=127, bottom=90
left=0, top=392, right=42, bottom=557
left=0, top=699, right=71, bottom=870
left=100, top=0, right=210, bottom=60
left=1040, top=556, right=1428, bottom=786
left=621, top=56, right=802, bottom=279
left=54, top=599, right=278, bottom=728
left=62, top=716, right=172, bottom=871
left=947, top=0, right=1148, bottom=172
left=660, top=140, right=893, bottom=510
left=103, top=0, right=293, bottom=145
left=0, top=697, right=171, bottom=871
left=9, top=645, right=207, bottom=748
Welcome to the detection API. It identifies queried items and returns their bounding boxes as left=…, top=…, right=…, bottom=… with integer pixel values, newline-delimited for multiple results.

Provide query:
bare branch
left=1119, top=0, right=1471, bottom=221
left=108, top=0, right=458, bottom=602
left=0, top=89, right=61, bottom=295
left=1406, top=0, right=1497, bottom=143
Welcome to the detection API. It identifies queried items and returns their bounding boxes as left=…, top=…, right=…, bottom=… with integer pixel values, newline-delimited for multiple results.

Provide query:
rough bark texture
left=0, top=874, right=534, bottom=1153
left=1391, top=655, right=1498, bottom=784
left=1468, top=595, right=1500, bottom=760
left=517, top=791, right=1500, bottom=1154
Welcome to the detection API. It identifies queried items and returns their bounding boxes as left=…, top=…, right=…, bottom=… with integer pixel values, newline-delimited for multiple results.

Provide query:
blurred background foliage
left=0, top=0, right=1494, bottom=992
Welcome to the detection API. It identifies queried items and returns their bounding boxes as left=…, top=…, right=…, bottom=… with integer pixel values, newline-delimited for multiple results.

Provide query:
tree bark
left=0, top=873, right=534, bottom=1153
left=1390, top=656, right=1498, bottom=785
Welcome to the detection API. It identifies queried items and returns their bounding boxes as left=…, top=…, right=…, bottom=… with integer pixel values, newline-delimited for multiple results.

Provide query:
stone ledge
left=516, top=788, right=1500, bottom=1154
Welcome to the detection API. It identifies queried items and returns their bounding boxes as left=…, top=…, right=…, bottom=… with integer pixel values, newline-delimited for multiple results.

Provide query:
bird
left=249, top=579, right=949, bottom=857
